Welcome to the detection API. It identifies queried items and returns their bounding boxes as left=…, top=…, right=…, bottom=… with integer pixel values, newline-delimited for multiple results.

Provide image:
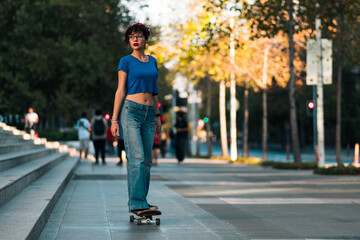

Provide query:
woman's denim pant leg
left=120, top=100, right=155, bottom=210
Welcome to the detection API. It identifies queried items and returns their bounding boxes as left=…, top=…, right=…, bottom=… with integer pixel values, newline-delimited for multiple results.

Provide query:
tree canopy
left=0, top=0, right=132, bottom=126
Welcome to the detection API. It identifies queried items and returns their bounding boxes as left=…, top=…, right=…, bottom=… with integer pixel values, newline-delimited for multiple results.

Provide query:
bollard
left=354, top=143, right=359, bottom=166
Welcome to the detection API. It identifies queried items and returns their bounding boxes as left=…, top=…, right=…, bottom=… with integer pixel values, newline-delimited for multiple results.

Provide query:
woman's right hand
left=111, top=122, right=119, bottom=137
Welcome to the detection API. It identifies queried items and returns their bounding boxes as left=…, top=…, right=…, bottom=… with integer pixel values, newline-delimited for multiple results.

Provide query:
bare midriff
left=125, top=92, right=155, bottom=106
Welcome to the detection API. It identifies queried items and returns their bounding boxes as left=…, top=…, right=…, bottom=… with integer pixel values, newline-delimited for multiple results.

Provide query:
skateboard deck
left=130, top=210, right=161, bottom=225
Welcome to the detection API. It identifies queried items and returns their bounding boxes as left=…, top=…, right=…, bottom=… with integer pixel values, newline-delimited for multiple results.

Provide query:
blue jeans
left=121, top=99, right=155, bottom=210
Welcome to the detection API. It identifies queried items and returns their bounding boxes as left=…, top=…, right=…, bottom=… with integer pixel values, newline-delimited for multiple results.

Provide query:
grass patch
left=262, top=161, right=360, bottom=174
left=189, top=154, right=210, bottom=159
left=211, top=156, right=262, bottom=165
left=261, top=161, right=318, bottom=170
left=314, top=165, right=360, bottom=175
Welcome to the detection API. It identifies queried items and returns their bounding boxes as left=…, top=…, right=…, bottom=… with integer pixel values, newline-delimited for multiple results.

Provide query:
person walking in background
left=25, top=107, right=39, bottom=139
left=111, top=23, right=161, bottom=215
left=174, top=111, right=188, bottom=164
left=106, top=124, right=115, bottom=154
left=152, top=131, right=161, bottom=166
left=168, top=126, right=176, bottom=157
left=160, top=121, right=170, bottom=158
left=91, top=109, right=107, bottom=165
left=116, top=123, right=126, bottom=166
left=77, top=112, right=90, bottom=161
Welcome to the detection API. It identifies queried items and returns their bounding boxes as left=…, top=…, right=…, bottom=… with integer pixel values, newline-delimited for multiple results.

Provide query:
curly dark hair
left=124, top=23, right=150, bottom=44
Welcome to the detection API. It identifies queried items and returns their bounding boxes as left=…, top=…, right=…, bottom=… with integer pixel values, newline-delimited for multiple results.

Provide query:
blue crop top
left=118, top=55, right=159, bottom=96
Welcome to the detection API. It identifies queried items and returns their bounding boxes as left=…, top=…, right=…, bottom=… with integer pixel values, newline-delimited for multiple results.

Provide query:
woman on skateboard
left=111, top=23, right=161, bottom=215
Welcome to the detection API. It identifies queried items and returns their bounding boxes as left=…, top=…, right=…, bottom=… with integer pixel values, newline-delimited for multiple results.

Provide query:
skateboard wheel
left=130, top=215, right=135, bottom=222
left=136, top=219, right=142, bottom=225
left=156, top=218, right=160, bottom=225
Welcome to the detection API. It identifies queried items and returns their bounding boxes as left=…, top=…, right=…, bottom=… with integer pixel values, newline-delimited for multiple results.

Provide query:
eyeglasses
left=129, top=35, right=144, bottom=40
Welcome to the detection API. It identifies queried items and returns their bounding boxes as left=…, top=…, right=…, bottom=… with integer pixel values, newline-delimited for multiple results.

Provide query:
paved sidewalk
left=40, top=158, right=248, bottom=240
left=40, top=157, right=360, bottom=240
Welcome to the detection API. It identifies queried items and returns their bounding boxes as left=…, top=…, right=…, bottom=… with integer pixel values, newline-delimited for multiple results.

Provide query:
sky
left=125, top=0, right=191, bottom=27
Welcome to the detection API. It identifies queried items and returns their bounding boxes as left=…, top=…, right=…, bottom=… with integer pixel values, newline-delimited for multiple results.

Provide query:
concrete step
left=0, top=129, right=20, bottom=135
left=0, top=156, right=79, bottom=240
left=0, top=130, right=26, bottom=137
left=0, top=142, right=44, bottom=154
left=0, top=132, right=23, bottom=139
left=0, top=137, right=29, bottom=145
left=0, top=132, right=24, bottom=138
left=0, top=148, right=56, bottom=172
left=0, top=152, right=69, bottom=207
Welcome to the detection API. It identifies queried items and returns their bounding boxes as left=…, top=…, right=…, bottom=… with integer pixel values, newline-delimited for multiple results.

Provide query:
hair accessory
left=134, top=22, right=149, bottom=34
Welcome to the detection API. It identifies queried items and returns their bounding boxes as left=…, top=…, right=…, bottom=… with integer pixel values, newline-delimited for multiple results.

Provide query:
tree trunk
left=335, top=9, right=345, bottom=166
left=206, top=75, right=212, bottom=157
left=229, top=12, right=237, bottom=161
left=262, top=46, right=270, bottom=161
left=196, top=102, right=200, bottom=156
left=288, top=0, right=302, bottom=163
left=262, top=88, right=268, bottom=161
left=335, top=55, right=343, bottom=166
left=219, top=79, right=228, bottom=157
left=242, top=79, right=249, bottom=157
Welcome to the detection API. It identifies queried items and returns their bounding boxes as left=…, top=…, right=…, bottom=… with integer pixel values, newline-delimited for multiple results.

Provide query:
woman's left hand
left=155, top=117, right=161, bottom=134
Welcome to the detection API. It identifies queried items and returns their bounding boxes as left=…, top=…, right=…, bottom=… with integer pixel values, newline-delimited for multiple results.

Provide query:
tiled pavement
left=40, top=157, right=360, bottom=240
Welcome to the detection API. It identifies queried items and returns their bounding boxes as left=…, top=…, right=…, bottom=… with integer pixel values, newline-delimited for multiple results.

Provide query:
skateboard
left=129, top=209, right=162, bottom=225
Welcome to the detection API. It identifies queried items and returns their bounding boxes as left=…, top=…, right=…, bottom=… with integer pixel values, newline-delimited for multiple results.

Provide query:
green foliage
left=314, top=165, right=360, bottom=175
left=174, top=0, right=244, bottom=82
left=244, top=0, right=311, bottom=39
left=0, top=0, right=133, bottom=125
left=37, top=128, right=78, bottom=141
left=302, top=0, right=360, bottom=66
left=261, top=161, right=318, bottom=169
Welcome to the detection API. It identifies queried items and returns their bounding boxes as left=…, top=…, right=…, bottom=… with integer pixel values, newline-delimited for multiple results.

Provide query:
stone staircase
left=0, top=123, right=79, bottom=240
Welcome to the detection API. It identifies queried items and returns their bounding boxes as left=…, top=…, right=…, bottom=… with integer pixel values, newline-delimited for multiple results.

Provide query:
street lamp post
left=316, top=4, right=325, bottom=167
